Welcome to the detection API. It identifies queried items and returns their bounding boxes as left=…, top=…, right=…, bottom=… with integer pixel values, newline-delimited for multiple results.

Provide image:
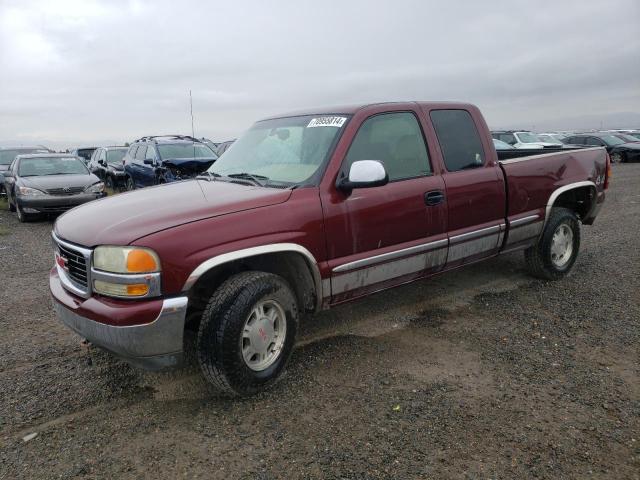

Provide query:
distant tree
left=124, top=142, right=130, bottom=147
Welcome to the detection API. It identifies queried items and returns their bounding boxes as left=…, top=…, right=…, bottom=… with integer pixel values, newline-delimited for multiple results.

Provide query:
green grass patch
left=0, top=197, right=7, bottom=211
left=0, top=225, right=8, bottom=236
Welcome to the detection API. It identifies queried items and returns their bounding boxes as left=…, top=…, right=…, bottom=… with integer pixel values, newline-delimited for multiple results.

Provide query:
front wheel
left=105, top=175, right=115, bottom=191
left=524, top=207, right=580, bottom=280
left=125, top=176, right=135, bottom=191
left=196, top=271, right=299, bottom=397
left=611, top=152, right=624, bottom=164
left=16, top=203, right=33, bottom=223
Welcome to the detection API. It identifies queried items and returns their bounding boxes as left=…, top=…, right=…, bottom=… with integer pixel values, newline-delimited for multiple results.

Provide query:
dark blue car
left=123, top=135, right=218, bottom=190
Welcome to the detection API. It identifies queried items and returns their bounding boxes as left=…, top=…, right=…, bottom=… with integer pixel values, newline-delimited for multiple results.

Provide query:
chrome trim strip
left=509, top=214, right=540, bottom=227
left=332, top=248, right=447, bottom=295
left=332, top=238, right=448, bottom=274
left=449, top=225, right=501, bottom=244
left=183, top=243, right=323, bottom=312
left=91, top=268, right=162, bottom=298
left=52, top=232, right=92, bottom=299
left=544, top=181, right=597, bottom=228
left=498, top=147, right=604, bottom=164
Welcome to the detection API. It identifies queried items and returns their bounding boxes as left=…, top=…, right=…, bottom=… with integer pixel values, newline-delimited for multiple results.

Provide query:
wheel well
left=552, top=186, right=596, bottom=222
left=185, top=252, right=317, bottom=330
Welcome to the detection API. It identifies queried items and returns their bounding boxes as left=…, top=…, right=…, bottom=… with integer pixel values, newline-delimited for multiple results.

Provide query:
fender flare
left=182, top=243, right=324, bottom=312
left=543, top=180, right=597, bottom=228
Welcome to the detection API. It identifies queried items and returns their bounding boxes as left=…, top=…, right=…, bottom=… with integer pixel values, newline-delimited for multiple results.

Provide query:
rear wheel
left=196, top=271, right=299, bottom=397
left=525, top=207, right=580, bottom=280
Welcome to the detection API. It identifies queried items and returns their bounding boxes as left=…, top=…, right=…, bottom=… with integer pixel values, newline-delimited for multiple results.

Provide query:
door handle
left=424, top=190, right=445, bottom=206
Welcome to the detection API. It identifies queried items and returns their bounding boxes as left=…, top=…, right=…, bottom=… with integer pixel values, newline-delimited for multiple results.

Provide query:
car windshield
left=76, top=149, right=96, bottom=160
left=613, top=134, right=638, bottom=143
left=157, top=143, right=217, bottom=159
left=106, top=148, right=128, bottom=163
left=0, top=148, right=48, bottom=165
left=208, top=114, right=349, bottom=186
left=599, top=135, right=625, bottom=146
left=493, top=139, right=514, bottom=150
left=516, top=132, right=541, bottom=143
left=538, top=135, right=562, bottom=144
left=18, top=157, right=88, bottom=176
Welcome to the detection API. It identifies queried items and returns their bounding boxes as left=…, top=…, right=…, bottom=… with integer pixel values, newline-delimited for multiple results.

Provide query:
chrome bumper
left=53, top=296, right=189, bottom=370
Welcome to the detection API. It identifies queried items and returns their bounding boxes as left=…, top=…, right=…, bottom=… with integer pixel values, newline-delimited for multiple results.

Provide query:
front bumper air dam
left=53, top=296, right=189, bottom=371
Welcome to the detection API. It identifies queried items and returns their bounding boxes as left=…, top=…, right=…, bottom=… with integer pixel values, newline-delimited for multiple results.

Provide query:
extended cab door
left=321, top=108, right=448, bottom=303
left=425, top=107, right=505, bottom=268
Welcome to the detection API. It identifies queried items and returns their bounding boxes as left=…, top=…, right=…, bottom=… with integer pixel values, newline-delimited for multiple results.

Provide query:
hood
left=21, top=174, right=99, bottom=191
left=54, top=179, right=292, bottom=247
left=616, top=142, right=640, bottom=150
left=108, top=163, right=124, bottom=171
left=162, top=157, right=216, bottom=173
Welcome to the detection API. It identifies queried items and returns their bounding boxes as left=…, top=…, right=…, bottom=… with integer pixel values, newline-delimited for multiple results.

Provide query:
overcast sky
left=1, top=0, right=639, bottom=148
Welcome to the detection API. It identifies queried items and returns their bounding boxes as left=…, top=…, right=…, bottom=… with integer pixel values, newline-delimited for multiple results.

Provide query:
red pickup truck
left=50, top=102, right=609, bottom=396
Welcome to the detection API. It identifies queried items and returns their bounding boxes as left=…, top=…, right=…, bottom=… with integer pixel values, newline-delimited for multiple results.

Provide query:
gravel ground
left=0, top=165, right=638, bottom=479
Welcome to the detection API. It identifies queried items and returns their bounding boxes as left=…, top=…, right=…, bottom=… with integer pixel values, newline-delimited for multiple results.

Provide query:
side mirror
left=338, top=160, right=388, bottom=191
left=99, top=159, right=106, bottom=166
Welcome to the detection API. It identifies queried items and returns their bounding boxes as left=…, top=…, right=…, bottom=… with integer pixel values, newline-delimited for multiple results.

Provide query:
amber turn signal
left=127, top=249, right=159, bottom=273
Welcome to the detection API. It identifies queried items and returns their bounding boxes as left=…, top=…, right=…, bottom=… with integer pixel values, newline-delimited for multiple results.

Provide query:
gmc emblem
left=55, top=253, right=68, bottom=271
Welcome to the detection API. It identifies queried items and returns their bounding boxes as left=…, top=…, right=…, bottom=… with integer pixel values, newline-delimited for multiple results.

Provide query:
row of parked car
left=491, top=129, right=640, bottom=163
left=1, top=123, right=638, bottom=223
left=0, top=135, right=235, bottom=221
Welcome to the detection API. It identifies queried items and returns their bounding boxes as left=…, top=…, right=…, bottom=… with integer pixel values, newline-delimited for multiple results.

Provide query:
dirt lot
left=0, top=165, right=638, bottom=479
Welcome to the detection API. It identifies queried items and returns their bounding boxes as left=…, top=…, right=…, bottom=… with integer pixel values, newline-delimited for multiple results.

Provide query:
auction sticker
left=307, top=116, right=347, bottom=128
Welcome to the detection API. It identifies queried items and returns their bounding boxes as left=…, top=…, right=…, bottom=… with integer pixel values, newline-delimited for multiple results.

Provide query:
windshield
left=613, top=134, right=638, bottom=143
left=537, top=135, right=562, bottom=144
left=516, top=132, right=542, bottom=143
left=208, top=115, right=348, bottom=185
left=157, top=143, right=217, bottom=159
left=0, top=148, right=48, bottom=165
left=493, top=139, right=514, bottom=149
left=599, top=135, right=625, bottom=146
left=18, top=157, right=89, bottom=176
left=106, top=148, right=128, bottom=164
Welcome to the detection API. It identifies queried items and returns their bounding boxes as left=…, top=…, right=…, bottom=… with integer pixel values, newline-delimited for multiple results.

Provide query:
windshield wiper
left=227, top=172, right=268, bottom=187
left=196, top=171, right=220, bottom=182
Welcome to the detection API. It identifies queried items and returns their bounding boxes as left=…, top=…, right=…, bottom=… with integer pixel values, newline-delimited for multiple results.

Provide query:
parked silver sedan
left=2, top=154, right=105, bottom=222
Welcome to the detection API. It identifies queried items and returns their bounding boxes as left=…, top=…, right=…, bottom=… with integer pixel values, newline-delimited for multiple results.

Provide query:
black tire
left=611, top=152, right=624, bottom=164
left=525, top=207, right=580, bottom=280
left=16, top=202, right=33, bottom=223
left=8, top=197, right=16, bottom=212
left=196, top=271, right=299, bottom=397
left=125, top=176, right=135, bottom=191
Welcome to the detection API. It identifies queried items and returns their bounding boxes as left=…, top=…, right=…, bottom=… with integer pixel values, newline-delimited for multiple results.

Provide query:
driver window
left=344, top=112, right=431, bottom=181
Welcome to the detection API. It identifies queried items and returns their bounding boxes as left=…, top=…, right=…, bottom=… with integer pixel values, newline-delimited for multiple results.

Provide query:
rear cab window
left=430, top=109, right=485, bottom=172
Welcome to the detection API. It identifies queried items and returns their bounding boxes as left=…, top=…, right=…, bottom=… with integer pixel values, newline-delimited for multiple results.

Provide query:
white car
left=492, top=131, right=559, bottom=149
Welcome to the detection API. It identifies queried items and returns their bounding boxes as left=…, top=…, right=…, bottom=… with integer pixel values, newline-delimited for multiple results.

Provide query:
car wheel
left=105, top=175, right=114, bottom=191
left=125, top=176, right=135, bottom=191
left=8, top=197, right=16, bottom=212
left=611, top=152, right=624, bottom=164
left=197, top=271, right=299, bottom=397
left=524, top=207, right=580, bottom=280
left=16, top=203, right=32, bottom=223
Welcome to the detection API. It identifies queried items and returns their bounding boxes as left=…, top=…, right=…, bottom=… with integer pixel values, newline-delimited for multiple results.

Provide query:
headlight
left=18, top=186, right=45, bottom=196
left=93, top=246, right=161, bottom=274
left=92, top=246, right=161, bottom=298
left=85, top=182, right=105, bottom=194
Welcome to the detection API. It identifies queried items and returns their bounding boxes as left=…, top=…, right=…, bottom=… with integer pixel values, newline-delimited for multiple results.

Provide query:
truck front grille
left=56, top=241, right=90, bottom=289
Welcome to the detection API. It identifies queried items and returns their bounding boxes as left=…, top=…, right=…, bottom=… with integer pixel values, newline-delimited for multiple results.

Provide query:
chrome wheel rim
left=612, top=153, right=621, bottom=163
left=550, top=223, right=574, bottom=268
left=241, top=299, right=287, bottom=371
